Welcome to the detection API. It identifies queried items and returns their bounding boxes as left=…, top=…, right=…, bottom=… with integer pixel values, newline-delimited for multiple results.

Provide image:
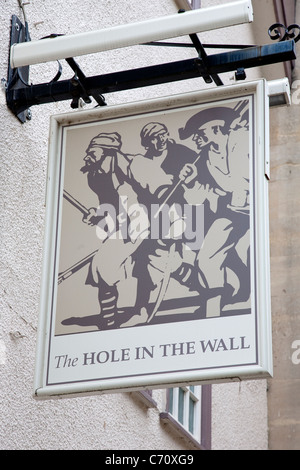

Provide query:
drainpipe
left=292, top=0, right=300, bottom=81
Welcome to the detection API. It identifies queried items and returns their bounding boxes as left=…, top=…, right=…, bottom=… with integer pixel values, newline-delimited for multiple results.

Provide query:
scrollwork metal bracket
left=269, top=23, right=300, bottom=43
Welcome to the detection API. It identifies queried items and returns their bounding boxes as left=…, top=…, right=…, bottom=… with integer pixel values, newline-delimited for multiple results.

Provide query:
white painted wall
left=0, top=0, right=272, bottom=450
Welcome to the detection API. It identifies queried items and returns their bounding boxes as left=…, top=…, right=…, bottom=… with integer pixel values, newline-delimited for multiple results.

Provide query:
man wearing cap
left=178, top=104, right=251, bottom=318
left=120, top=122, right=199, bottom=327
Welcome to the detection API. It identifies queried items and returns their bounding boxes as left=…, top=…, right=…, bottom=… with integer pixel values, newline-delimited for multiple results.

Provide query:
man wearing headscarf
left=81, top=132, right=149, bottom=329
left=130, top=122, right=197, bottom=202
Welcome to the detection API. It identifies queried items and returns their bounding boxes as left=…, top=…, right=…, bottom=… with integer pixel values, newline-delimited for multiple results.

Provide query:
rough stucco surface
left=211, top=381, right=268, bottom=450
left=0, top=0, right=274, bottom=450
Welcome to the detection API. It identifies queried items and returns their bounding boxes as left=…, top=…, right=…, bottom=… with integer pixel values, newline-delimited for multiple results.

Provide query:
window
left=160, top=385, right=211, bottom=450
left=168, top=386, right=201, bottom=439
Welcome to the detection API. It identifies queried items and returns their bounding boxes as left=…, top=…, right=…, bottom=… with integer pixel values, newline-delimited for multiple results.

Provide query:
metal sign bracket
left=4, top=15, right=299, bottom=123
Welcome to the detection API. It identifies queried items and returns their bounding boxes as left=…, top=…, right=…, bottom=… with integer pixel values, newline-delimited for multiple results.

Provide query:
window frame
left=160, top=385, right=211, bottom=450
left=167, top=386, right=201, bottom=440
left=134, top=389, right=157, bottom=408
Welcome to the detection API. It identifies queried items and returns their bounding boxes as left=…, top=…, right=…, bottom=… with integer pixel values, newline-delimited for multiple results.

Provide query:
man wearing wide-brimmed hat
left=178, top=104, right=251, bottom=318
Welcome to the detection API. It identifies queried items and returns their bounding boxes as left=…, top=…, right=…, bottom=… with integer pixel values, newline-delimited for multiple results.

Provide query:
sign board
left=34, top=80, right=272, bottom=398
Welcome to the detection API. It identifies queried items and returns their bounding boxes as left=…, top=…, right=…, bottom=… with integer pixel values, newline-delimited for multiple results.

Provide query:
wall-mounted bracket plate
left=6, top=15, right=31, bottom=123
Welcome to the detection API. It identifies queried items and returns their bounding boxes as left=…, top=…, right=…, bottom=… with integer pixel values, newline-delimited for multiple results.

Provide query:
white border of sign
left=34, top=80, right=272, bottom=398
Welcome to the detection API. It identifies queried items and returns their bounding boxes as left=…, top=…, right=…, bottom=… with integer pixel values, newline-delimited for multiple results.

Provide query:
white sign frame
left=34, top=80, right=272, bottom=398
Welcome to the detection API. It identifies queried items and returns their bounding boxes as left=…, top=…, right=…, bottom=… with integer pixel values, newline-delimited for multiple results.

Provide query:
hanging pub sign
left=34, top=80, right=272, bottom=398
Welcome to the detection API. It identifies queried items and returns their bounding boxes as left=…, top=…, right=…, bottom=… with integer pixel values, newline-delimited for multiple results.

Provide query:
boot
left=97, top=284, right=118, bottom=330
